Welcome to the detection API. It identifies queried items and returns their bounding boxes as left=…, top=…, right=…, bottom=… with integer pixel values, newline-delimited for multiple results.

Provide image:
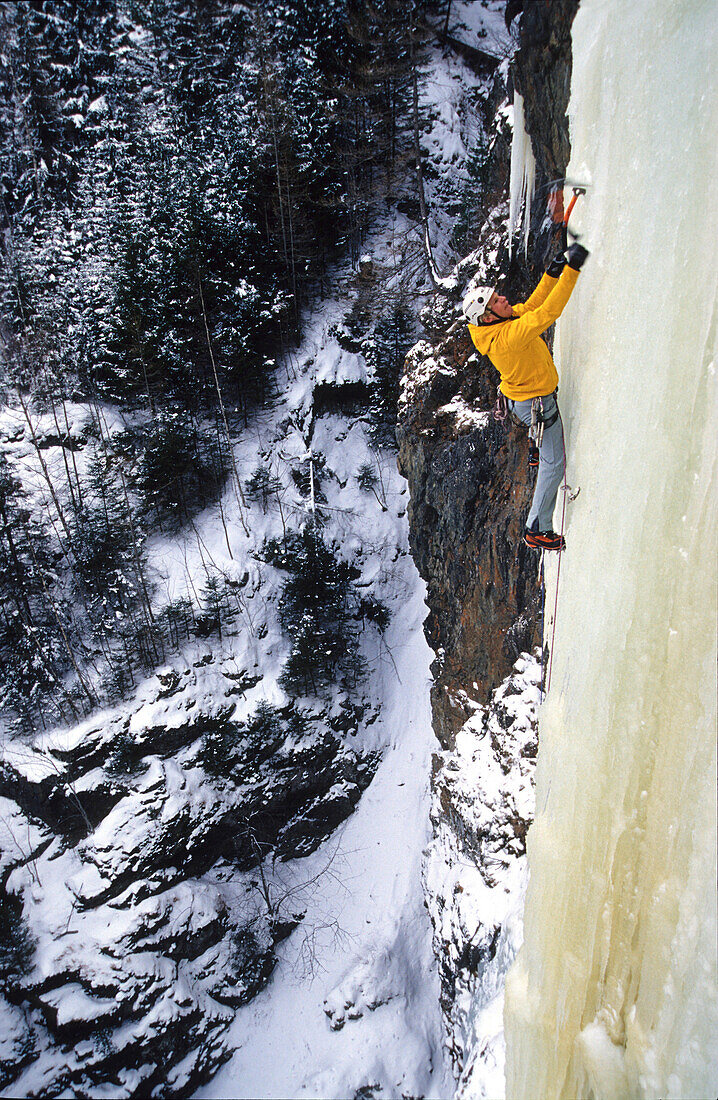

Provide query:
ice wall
left=504, top=1, right=718, bottom=1098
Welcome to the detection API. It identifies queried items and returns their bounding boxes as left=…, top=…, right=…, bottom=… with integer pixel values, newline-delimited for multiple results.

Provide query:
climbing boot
left=528, top=444, right=539, bottom=469
left=524, top=527, right=566, bottom=552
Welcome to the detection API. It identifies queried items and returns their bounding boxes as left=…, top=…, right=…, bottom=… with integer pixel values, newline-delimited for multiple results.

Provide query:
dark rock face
left=511, top=0, right=582, bottom=276
left=399, top=5, right=579, bottom=1089
left=512, top=0, right=581, bottom=182
left=397, top=268, right=542, bottom=749
left=397, top=2, right=581, bottom=750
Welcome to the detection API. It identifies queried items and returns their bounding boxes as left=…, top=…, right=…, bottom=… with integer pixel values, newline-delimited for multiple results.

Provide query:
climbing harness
left=529, top=397, right=544, bottom=447
left=528, top=393, right=560, bottom=448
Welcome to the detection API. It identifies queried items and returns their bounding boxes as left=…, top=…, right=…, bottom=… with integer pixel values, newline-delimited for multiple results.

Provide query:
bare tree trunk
left=443, top=0, right=453, bottom=36
left=0, top=502, right=34, bottom=622
left=284, top=176, right=298, bottom=318
left=61, top=399, right=83, bottom=511
left=92, top=403, right=161, bottom=663
left=217, top=493, right=234, bottom=560
left=248, top=829, right=275, bottom=920
left=47, top=385, right=79, bottom=516
left=116, top=464, right=157, bottom=627
left=210, top=417, right=234, bottom=559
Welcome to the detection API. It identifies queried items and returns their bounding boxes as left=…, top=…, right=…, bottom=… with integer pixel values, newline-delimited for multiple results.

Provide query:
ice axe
left=562, top=186, right=586, bottom=248
left=547, top=183, right=587, bottom=251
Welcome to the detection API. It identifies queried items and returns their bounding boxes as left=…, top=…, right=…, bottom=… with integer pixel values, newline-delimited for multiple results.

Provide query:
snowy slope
left=0, top=252, right=450, bottom=1098
left=198, top=573, right=449, bottom=1100
left=0, top=23, right=518, bottom=1098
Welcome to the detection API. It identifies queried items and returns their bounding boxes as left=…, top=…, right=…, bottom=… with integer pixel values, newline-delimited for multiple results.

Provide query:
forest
left=0, top=0, right=463, bottom=731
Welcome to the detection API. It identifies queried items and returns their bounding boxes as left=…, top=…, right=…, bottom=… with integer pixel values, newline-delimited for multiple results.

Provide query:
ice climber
left=463, top=242, right=589, bottom=551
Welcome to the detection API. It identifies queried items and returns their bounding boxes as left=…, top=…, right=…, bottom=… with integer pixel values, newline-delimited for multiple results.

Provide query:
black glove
left=546, top=251, right=566, bottom=278
left=566, top=243, right=589, bottom=270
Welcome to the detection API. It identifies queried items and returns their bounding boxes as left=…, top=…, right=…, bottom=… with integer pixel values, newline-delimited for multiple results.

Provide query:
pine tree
left=262, top=526, right=362, bottom=695
left=364, top=300, right=416, bottom=436
left=0, top=887, right=35, bottom=997
left=135, top=409, right=229, bottom=525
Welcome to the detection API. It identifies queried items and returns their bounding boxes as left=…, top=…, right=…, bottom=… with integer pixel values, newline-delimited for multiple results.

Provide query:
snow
left=0, top=740, right=64, bottom=782
left=0, top=17, right=519, bottom=1098
left=42, top=984, right=119, bottom=1027
left=504, top=2, right=718, bottom=1097
left=415, top=15, right=503, bottom=279
left=448, top=1, right=513, bottom=60
left=314, top=347, right=366, bottom=386
left=424, top=653, right=542, bottom=1100
left=1, top=167, right=458, bottom=1100
left=436, top=398, right=492, bottom=433
left=35, top=710, right=120, bottom=756
left=0, top=796, right=49, bottom=874
left=198, top=574, right=451, bottom=1100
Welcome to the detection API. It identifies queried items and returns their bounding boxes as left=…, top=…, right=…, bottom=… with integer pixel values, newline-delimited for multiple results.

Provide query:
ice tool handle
left=563, top=186, right=586, bottom=228
left=562, top=186, right=586, bottom=249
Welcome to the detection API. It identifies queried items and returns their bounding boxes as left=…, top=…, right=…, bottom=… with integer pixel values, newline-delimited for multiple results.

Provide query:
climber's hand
left=566, top=243, right=589, bottom=270
left=546, top=252, right=567, bottom=278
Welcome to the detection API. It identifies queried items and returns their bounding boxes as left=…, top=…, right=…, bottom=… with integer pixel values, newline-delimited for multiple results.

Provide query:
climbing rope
left=539, top=551, right=546, bottom=703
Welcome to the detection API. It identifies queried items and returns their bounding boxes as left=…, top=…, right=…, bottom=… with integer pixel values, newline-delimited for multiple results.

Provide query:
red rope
left=546, top=412, right=568, bottom=694
left=539, top=552, right=546, bottom=702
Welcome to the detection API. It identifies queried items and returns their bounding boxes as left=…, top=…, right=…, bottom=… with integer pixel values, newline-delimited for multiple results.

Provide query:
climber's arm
left=499, top=265, right=580, bottom=350
left=512, top=272, right=558, bottom=317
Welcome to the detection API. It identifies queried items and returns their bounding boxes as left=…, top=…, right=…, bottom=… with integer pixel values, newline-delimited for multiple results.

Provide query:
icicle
left=508, top=92, right=536, bottom=258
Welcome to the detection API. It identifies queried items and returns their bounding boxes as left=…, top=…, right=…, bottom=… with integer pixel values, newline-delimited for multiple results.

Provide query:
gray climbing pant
left=509, top=392, right=565, bottom=532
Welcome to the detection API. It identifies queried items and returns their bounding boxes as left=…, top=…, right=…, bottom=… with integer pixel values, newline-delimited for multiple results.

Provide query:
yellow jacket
left=467, top=265, right=580, bottom=400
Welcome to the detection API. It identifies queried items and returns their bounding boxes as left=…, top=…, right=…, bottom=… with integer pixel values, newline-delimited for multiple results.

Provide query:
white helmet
left=462, top=285, right=494, bottom=325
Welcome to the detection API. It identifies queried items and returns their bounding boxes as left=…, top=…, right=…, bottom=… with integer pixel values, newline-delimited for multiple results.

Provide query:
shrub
left=245, top=466, right=282, bottom=513
left=260, top=526, right=363, bottom=696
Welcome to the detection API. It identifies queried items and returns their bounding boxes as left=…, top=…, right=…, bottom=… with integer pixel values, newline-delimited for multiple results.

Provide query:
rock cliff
left=397, top=266, right=541, bottom=747
left=513, top=0, right=580, bottom=184
left=0, top=654, right=377, bottom=1096
left=398, top=3, right=579, bottom=1086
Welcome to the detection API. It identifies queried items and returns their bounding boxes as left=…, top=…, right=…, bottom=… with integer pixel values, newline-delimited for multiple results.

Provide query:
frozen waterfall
left=504, top=1, right=718, bottom=1098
